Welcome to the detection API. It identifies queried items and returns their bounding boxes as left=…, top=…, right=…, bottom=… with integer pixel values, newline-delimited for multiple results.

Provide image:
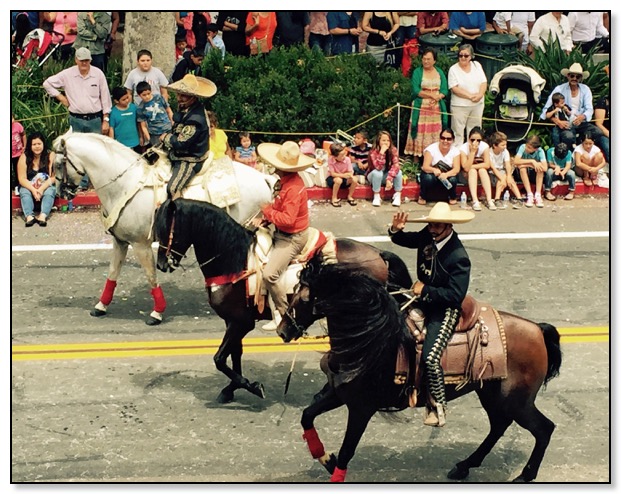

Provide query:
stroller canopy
left=489, top=65, right=546, bottom=104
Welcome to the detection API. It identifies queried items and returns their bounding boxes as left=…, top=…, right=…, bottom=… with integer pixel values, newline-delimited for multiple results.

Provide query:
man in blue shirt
left=449, top=12, right=486, bottom=41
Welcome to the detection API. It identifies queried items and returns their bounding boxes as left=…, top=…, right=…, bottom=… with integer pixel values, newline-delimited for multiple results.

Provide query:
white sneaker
left=372, top=194, right=381, bottom=207
left=534, top=193, right=543, bottom=208
left=487, top=200, right=497, bottom=211
left=524, top=194, right=534, bottom=208
left=472, top=201, right=482, bottom=211
left=391, top=192, right=401, bottom=207
left=262, top=311, right=282, bottom=331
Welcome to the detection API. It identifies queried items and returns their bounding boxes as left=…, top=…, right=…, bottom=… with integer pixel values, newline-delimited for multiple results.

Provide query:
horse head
left=52, top=130, right=81, bottom=199
left=154, top=200, right=190, bottom=273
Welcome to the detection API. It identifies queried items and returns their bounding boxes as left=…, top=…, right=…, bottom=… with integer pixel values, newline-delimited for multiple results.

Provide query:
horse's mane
left=61, top=132, right=141, bottom=164
left=302, top=261, right=413, bottom=384
left=156, top=199, right=253, bottom=275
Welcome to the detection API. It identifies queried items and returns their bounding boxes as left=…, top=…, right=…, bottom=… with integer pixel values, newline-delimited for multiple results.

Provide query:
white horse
left=53, top=131, right=276, bottom=325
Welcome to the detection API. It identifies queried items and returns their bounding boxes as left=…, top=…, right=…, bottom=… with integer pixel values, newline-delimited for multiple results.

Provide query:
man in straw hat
left=159, top=74, right=217, bottom=200
left=540, top=62, right=607, bottom=161
left=250, top=141, right=315, bottom=331
left=388, top=203, right=474, bottom=427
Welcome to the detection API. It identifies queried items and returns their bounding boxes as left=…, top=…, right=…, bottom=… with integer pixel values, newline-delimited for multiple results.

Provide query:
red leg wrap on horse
left=151, top=285, right=166, bottom=313
left=100, top=279, right=117, bottom=305
left=330, top=467, right=347, bottom=482
left=302, top=428, right=325, bottom=459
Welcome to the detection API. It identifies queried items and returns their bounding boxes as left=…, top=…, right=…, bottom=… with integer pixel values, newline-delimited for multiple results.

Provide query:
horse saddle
left=395, top=296, right=508, bottom=406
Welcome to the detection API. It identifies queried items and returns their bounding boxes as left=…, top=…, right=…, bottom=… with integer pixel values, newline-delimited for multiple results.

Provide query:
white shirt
left=574, top=143, right=602, bottom=160
left=489, top=148, right=510, bottom=171
left=459, top=141, right=489, bottom=160
left=424, top=142, right=461, bottom=167
left=530, top=13, right=573, bottom=52
left=448, top=61, right=487, bottom=107
left=493, top=12, right=512, bottom=30
left=568, top=12, right=609, bottom=43
left=511, top=12, right=535, bottom=49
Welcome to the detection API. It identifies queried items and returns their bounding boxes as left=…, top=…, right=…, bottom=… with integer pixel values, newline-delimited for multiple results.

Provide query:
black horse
left=153, top=199, right=412, bottom=403
left=278, top=261, right=562, bottom=483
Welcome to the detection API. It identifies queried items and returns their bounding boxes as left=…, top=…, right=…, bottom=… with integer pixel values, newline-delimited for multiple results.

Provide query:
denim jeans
left=309, top=33, right=331, bottom=55
left=367, top=169, right=403, bottom=193
left=419, top=171, right=458, bottom=200
left=20, top=185, right=56, bottom=217
left=545, top=168, right=576, bottom=191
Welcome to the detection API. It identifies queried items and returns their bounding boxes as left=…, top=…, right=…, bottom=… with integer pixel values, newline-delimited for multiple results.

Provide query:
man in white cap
left=388, top=203, right=474, bottom=426
left=250, top=141, right=315, bottom=330
left=160, top=74, right=217, bottom=200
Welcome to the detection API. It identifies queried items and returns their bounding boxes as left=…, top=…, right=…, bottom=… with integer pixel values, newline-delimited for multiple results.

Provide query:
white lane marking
left=11, top=231, right=610, bottom=252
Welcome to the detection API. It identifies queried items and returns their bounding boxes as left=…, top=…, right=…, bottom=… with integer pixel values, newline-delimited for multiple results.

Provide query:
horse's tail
left=538, top=322, right=562, bottom=386
left=380, top=250, right=413, bottom=289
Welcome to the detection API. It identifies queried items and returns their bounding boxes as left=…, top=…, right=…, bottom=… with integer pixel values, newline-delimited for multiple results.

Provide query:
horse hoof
left=447, top=465, right=470, bottom=480
left=216, top=389, right=235, bottom=404
left=322, top=453, right=337, bottom=475
left=249, top=381, right=266, bottom=399
left=90, top=308, right=107, bottom=317
left=146, top=316, right=162, bottom=326
left=512, top=475, right=530, bottom=483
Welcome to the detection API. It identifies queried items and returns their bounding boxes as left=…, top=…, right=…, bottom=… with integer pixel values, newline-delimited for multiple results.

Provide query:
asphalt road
left=11, top=196, right=610, bottom=484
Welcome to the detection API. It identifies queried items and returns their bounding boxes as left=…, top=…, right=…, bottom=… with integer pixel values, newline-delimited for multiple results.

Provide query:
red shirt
left=262, top=173, right=309, bottom=234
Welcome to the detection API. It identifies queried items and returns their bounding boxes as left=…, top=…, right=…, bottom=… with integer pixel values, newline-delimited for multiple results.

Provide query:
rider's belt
left=69, top=111, right=103, bottom=120
left=275, top=228, right=294, bottom=237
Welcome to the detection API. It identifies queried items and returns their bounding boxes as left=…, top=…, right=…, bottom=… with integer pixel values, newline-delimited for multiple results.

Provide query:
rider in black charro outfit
left=160, top=74, right=216, bottom=200
left=388, top=202, right=474, bottom=427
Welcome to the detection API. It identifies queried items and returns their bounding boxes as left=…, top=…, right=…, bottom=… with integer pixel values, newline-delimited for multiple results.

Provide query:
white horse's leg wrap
left=149, top=310, right=163, bottom=321
left=94, top=301, right=108, bottom=312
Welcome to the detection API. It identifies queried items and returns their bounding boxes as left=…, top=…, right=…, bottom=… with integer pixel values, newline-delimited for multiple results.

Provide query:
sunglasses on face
left=470, top=138, right=482, bottom=142
left=458, top=53, right=471, bottom=58
left=568, top=74, right=582, bottom=80
left=440, top=135, right=454, bottom=141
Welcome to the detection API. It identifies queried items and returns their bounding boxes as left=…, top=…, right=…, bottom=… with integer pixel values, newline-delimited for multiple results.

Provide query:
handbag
left=434, top=160, right=453, bottom=173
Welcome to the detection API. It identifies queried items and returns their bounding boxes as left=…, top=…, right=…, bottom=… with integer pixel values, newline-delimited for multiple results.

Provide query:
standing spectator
left=204, top=23, right=226, bottom=58
left=510, top=12, right=536, bottom=52
left=568, top=12, right=609, bottom=54
left=245, top=12, right=277, bottom=55
left=308, top=12, right=331, bottom=55
left=367, top=130, right=404, bottom=207
left=174, top=12, right=189, bottom=41
left=488, top=131, right=523, bottom=207
left=74, top=12, right=111, bottom=73
left=42, top=12, right=78, bottom=61
left=275, top=12, right=310, bottom=48
left=361, top=12, right=400, bottom=64
left=327, top=11, right=361, bottom=55
left=492, top=12, right=524, bottom=48
left=349, top=130, right=372, bottom=184
left=529, top=12, right=573, bottom=54
left=448, top=43, right=487, bottom=147
left=573, top=132, right=606, bottom=187
left=540, top=62, right=606, bottom=159
left=184, top=12, right=211, bottom=52
left=171, top=49, right=204, bottom=83
left=449, top=11, right=486, bottom=41
left=394, top=12, right=417, bottom=68
left=417, top=12, right=449, bottom=36
left=12, top=115, right=26, bottom=191
left=458, top=127, right=496, bottom=211
left=418, top=128, right=461, bottom=206
left=327, top=142, right=357, bottom=207
left=404, top=48, right=449, bottom=163
left=104, top=12, right=121, bottom=62
left=43, top=47, right=112, bottom=190
left=109, top=87, right=141, bottom=152
left=217, top=11, right=249, bottom=56
left=207, top=111, right=233, bottom=160
left=544, top=143, right=576, bottom=201
left=136, top=81, right=173, bottom=147
left=17, top=131, right=57, bottom=228
left=513, top=134, right=547, bottom=208
left=124, top=49, right=170, bottom=105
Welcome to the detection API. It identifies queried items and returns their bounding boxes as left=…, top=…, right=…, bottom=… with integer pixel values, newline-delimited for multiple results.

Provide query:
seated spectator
left=275, top=12, right=310, bottom=48
left=17, top=131, right=56, bottom=227
left=368, top=130, right=403, bottom=207
left=208, top=111, right=233, bottom=160
left=529, top=12, right=573, bottom=54
left=217, top=11, right=249, bottom=56
left=492, top=12, right=524, bottom=48
left=568, top=11, right=609, bottom=53
left=171, top=49, right=204, bottom=82
left=204, top=23, right=226, bottom=58
left=544, top=143, right=576, bottom=201
left=327, top=142, right=357, bottom=207
left=573, top=132, right=606, bottom=186
left=349, top=130, right=372, bottom=184
left=417, top=12, right=449, bottom=36
left=544, top=92, right=573, bottom=148
left=488, top=131, right=523, bottom=208
left=12, top=115, right=26, bottom=191
left=513, top=134, right=547, bottom=208
left=418, top=128, right=461, bottom=206
left=449, top=11, right=486, bottom=41
left=593, top=74, right=610, bottom=166
left=234, top=131, right=258, bottom=168
left=109, top=87, right=141, bottom=152
left=458, top=127, right=496, bottom=211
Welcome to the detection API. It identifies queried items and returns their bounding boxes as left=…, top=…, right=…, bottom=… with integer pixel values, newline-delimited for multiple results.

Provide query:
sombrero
left=408, top=202, right=475, bottom=224
left=165, top=74, right=217, bottom=98
left=257, top=141, right=315, bottom=172
left=560, top=62, right=590, bottom=80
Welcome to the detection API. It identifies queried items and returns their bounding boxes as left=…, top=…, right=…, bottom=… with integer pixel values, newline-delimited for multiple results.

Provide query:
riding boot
left=262, top=296, right=282, bottom=331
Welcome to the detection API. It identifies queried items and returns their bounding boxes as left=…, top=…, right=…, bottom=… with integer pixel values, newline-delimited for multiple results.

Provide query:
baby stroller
left=13, top=28, right=64, bottom=69
left=489, top=65, right=546, bottom=142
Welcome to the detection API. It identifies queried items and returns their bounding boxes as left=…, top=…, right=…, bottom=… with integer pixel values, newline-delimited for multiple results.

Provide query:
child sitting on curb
left=327, top=142, right=357, bottom=207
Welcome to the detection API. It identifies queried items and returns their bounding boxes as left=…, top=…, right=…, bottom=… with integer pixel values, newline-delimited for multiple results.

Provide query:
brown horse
left=153, top=199, right=413, bottom=403
left=277, top=260, right=562, bottom=482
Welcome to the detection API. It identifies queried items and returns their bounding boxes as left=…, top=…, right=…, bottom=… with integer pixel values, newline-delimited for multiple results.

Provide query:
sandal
left=331, top=200, right=342, bottom=207
left=448, top=199, right=457, bottom=205
left=347, top=198, right=357, bottom=206
left=583, top=176, right=593, bottom=186
left=417, top=197, right=427, bottom=205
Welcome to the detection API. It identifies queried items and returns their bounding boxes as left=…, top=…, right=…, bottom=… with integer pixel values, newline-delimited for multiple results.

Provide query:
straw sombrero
left=560, top=62, right=590, bottom=80
left=165, top=74, right=217, bottom=98
left=257, top=141, right=315, bottom=172
left=409, top=202, right=475, bottom=224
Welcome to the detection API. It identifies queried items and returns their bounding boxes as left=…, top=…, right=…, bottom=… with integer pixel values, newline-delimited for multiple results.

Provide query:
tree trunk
left=123, top=12, right=176, bottom=82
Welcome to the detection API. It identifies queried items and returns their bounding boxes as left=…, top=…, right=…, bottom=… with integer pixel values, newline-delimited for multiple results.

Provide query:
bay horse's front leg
left=213, top=320, right=265, bottom=403
left=91, top=237, right=128, bottom=318
left=132, top=241, right=166, bottom=325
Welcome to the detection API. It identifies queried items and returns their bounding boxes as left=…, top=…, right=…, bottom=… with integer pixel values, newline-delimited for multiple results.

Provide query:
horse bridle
left=282, top=282, right=315, bottom=339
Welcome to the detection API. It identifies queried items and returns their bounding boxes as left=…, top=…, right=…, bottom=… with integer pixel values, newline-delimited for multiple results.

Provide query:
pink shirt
left=328, top=155, right=353, bottom=176
left=43, top=65, right=112, bottom=115
left=51, top=12, right=78, bottom=46
left=309, top=12, right=330, bottom=35
left=12, top=121, right=25, bottom=158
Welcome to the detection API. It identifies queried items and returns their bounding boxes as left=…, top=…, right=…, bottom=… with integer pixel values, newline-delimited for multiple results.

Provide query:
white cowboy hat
left=409, top=202, right=475, bottom=224
left=165, top=74, right=217, bottom=98
left=560, top=63, right=590, bottom=80
left=257, top=141, right=315, bottom=172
